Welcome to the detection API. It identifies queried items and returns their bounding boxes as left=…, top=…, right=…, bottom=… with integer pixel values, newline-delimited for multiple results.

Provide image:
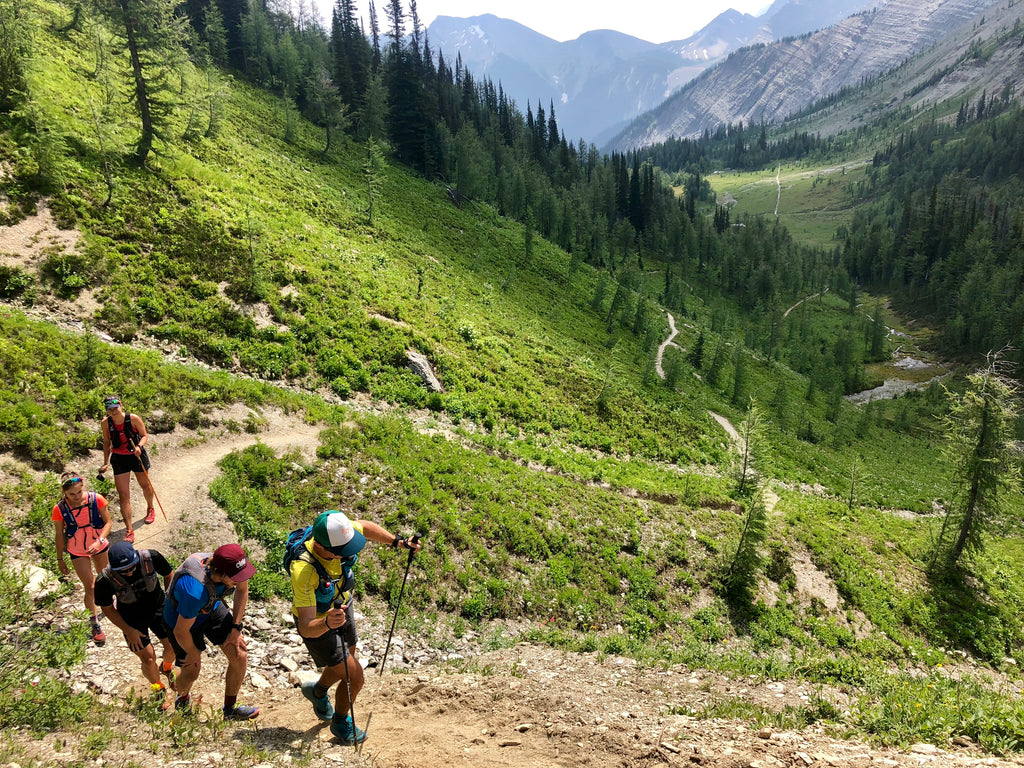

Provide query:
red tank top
left=109, top=417, right=133, bottom=455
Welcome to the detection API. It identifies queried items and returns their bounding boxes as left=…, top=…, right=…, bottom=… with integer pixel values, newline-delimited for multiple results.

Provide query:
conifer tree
left=203, top=0, right=229, bottom=67
left=869, top=300, right=887, bottom=360
left=706, top=341, right=726, bottom=388
left=688, top=330, right=705, bottom=370
left=364, top=137, right=385, bottom=226
left=383, top=0, right=403, bottom=53
left=368, top=0, right=381, bottom=69
left=665, top=351, right=684, bottom=390
left=736, top=399, right=766, bottom=495
left=591, top=272, right=610, bottom=313
left=731, top=348, right=748, bottom=405
left=305, top=64, right=347, bottom=154
left=89, top=0, right=190, bottom=164
left=932, top=356, right=1021, bottom=568
left=358, top=69, right=389, bottom=142
left=522, top=210, right=534, bottom=270
left=724, top=487, right=768, bottom=603
left=0, top=0, right=31, bottom=112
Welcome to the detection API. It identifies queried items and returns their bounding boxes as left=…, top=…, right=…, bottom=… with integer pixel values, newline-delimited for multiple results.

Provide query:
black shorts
left=68, top=541, right=110, bottom=560
left=120, top=607, right=171, bottom=647
left=301, top=602, right=357, bottom=668
left=110, top=449, right=151, bottom=477
left=168, top=603, right=235, bottom=665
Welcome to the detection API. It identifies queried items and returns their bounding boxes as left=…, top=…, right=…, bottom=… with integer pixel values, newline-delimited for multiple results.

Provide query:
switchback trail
left=774, top=164, right=782, bottom=216
left=655, top=311, right=680, bottom=379
left=783, top=287, right=828, bottom=318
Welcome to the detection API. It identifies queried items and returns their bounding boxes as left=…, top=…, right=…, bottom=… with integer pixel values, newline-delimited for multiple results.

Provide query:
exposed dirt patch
left=656, top=311, right=681, bottom=380
left=0, top=200, right=81, bottom=268
left=16, top=637, right=1024, bottom=768
left=789, top=543, right=841, bottom=612
left=709, top=411, right=742, bottom=451
left=217, top=281, right=280, bottom=332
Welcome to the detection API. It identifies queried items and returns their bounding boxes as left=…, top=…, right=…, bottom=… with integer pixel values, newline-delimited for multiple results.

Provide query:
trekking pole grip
left=408, top=532, right=423, bottom=560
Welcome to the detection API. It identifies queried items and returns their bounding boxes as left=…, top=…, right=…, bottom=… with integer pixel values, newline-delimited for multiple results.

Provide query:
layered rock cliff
left=611, top=0, right=1003, bottom=149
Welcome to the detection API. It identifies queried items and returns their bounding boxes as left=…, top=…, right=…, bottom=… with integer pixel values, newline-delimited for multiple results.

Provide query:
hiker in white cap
left=286, top=510, right=420, bottom=744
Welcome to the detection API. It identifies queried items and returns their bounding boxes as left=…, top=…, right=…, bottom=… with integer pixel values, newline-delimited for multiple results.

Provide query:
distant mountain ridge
left=610, top=0, right=1004, bottom=149
left=427, top=0, right=876, bottom=145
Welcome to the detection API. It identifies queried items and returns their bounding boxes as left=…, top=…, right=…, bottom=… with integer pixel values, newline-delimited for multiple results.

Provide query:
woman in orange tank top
left=53, top=472, right=112, bottom=645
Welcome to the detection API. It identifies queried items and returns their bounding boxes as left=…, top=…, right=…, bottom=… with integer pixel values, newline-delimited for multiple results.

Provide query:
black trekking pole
left=379, top=533, right=422, bottom=677
left=335, top=602, right=360, bottom=753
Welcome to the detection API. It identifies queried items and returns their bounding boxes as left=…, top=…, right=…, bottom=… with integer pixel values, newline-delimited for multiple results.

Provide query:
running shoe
left=90, top=617, right=106, bottom=646
left=223, top=704, right=260, bottom=721
left=124, top=529, right=135, bottom=543
left=144, top=508, right=156, bottom=524
left=330, top=716, right=366, bottom=744
left=300, top=680, right=334, bottom=721
left=161, top=662, right=176, bottom=691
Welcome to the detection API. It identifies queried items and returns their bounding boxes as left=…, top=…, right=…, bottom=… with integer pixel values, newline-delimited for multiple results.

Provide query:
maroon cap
left=211, top=543, right=256, bottom=582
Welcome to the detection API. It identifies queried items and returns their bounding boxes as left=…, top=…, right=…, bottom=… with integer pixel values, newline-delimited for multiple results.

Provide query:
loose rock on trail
left=9, top=405, right=1023, bottom=768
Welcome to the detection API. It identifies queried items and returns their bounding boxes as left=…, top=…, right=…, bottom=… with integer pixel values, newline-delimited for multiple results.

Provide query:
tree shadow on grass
left=925, top=563, right=1011, bottom=663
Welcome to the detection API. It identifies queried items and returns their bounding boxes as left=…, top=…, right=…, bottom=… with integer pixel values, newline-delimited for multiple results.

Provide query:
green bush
left=0, top=572, right=92, bottom=733
left=0, top=265, right=32, bottom=298
left=40, top=251, right=95, bottom=298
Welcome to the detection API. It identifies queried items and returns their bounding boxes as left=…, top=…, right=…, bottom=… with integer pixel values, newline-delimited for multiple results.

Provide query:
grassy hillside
left=3, top=0, right=1024, bottom=756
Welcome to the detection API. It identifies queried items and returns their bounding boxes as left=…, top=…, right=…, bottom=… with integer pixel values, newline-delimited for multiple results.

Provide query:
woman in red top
left=53, top=472, right=112, bottom=645
left=98, top=395, right=157, bottom=543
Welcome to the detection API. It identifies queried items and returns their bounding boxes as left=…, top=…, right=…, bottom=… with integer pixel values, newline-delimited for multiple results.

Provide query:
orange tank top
left=51, top=495, right=108, bottom=557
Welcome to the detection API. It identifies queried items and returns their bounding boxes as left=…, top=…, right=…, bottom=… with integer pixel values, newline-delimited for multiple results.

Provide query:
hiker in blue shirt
left=163, top=544, right=259, bottom=721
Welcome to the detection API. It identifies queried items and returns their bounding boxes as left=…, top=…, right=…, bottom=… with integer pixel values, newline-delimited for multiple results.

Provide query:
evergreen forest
left=2, top=0, right=1024, bottom=762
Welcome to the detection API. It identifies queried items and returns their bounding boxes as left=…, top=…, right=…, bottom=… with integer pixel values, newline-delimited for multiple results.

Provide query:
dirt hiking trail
left=117, top=404, right=321, bottom=559
left=13, top=406, right=1017, bottom=768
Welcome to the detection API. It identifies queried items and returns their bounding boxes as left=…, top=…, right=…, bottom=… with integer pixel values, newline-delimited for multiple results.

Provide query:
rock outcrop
left=611, top=0, right=1002, bottom=148
left=407, top=349, right=444, bottom=393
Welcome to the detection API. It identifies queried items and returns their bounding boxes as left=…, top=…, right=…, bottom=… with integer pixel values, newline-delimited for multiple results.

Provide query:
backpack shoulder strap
left=123, top=413, right=140, bottom=446
left=56, top=498, right=77, bottom=532
left=296, top=546, right=333, bottom=584
left=106, top=566, right=128, bottom=591
left=87, top=492, right=103, bottom=529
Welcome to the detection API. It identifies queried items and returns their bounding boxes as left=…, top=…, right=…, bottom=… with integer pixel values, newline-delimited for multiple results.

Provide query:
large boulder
left=406, top=349, right=444, bottom=393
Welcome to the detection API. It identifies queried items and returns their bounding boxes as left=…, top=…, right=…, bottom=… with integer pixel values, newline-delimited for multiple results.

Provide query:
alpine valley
left=1, top=0, right=1024, bottom=766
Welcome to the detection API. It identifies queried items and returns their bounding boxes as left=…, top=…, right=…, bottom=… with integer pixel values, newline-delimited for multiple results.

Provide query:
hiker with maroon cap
left=288, top=510, right=420, bottom=744
left=163, top=544, right=259, bottom=720
left=53, top=472, right=112, bottom=646
left=95, top=540, right=177, bottom=710
left=98, top=395, right=157, bottom=543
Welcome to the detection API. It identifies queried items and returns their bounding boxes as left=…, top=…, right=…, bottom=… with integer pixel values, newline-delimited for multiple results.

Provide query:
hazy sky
left=311, top=1, right=773, bottom=44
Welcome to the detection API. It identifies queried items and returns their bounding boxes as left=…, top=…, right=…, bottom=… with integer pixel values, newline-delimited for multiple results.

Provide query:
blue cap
left=109, top=541, right=140, bottom=571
